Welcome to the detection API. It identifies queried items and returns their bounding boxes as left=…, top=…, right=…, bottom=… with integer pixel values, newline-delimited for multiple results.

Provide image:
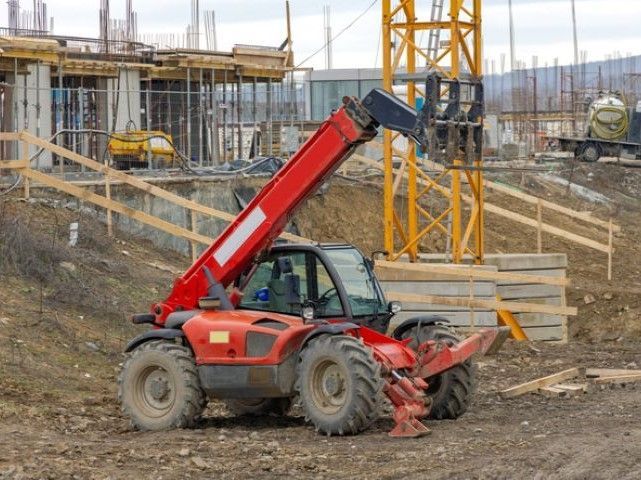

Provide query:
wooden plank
left=555, top=383, right=588, bottom=394
left=586, top=368, right=641, bottom=378
left=479, top=199, right=610, bottom=253
left=539, top=384, right=586, bottom=397
left=19, top=132, right=308, bottom=244
left=389, top=311, right=498, bottom=328
left=21, top=168, right=214, bottom=246
left=0, top=160, right=28, bottom=169
left=375, top=267, right=498, bottom=283
left=357, top=152, right=609, bottom=252
left=538, top=386, right=568, bottom=398
left=375, top=260, right=569, bottom=287
left=0, top=132, right=20, bottom=141
left=361, top=145, right=620, bottom=232
left=592, top=373, right=641, bottom=385
left=387, top=291, right=578, bottom=316
left=497, top=269, right=566, bottom=286
left=380, top=281, right=496, bottom=297
left=497, top=284, right=563, bottom=300
left=499, top=367, right=585, bottom=398
left=485, top=179, right=620, bottom=233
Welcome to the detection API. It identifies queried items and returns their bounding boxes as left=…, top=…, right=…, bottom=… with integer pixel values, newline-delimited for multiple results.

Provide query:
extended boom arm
left=151, top=89, right=429, bottom=324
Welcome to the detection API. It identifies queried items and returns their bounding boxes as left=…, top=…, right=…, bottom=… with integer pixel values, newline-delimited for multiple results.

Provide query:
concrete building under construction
left=0, top=4, right=295, bottom=169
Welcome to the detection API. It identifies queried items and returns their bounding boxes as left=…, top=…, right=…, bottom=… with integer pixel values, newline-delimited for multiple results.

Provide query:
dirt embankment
left=1, top=162, right=641, bottom=479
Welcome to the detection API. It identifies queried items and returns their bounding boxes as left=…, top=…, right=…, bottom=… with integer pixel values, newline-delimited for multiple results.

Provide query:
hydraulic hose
left=590, top=105, right=629, bottom=141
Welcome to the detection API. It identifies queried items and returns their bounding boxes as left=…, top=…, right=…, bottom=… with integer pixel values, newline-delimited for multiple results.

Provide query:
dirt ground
left=2, top=340, right=640, bottom=480
left=2, top=161, right=641, bottom=479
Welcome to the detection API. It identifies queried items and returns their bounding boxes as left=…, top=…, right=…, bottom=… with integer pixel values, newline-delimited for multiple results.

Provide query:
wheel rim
left=132, top=365, right=176, bottom=418
left=309, top=358, right=348, bottom=415
left=583, top=145, right=599, bottom=162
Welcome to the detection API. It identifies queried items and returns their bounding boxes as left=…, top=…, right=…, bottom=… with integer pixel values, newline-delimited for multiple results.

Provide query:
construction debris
left=499, top=367, right=585, bottom=398
left=501, top=367, right=641, bottom=399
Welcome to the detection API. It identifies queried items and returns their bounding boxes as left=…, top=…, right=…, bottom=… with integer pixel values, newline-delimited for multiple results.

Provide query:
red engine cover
left=182, top=310, right=316, bottom=366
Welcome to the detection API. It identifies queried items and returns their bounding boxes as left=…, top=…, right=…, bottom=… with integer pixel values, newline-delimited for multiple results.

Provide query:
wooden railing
left=0, top=131, right=309, bottom=261
left=352, top=147, right=617, bottom=279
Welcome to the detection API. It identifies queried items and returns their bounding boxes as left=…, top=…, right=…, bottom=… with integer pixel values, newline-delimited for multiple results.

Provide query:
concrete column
left=102, top=68, right=142, bottom=132
left=9, top=62, right=52, bottom=168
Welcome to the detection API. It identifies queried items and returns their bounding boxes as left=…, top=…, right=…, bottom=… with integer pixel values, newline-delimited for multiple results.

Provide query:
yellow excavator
left=107, top=130, right=177, bottom=170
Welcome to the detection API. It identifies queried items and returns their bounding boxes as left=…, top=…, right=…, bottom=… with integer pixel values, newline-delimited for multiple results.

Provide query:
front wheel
left=118, top=340, right=207, bottom=431
left=401, top=324, right=476, bottom=420
left=296, top=335, right=383, bottom=436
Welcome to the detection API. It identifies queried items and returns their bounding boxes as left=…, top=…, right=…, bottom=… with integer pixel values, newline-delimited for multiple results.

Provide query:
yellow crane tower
left=381, top=0, right=484, bottom=264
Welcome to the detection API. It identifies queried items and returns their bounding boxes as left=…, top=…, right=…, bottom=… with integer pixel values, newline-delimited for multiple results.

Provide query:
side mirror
left=388, top=301, right=402, bottom=315
left=301, top=302, right=315, bottom=322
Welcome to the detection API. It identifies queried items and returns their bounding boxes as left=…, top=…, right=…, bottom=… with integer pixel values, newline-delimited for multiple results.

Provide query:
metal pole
left=186, top=67, right=192, bottom=163
left=222, top=70, right=227, bottom=161
left=146, top=79, right=152, bottom=168
left=199, top=68, right=204, bottom=166
left=237, top=74, right=243, bottom=160
left=570, top=0, right=579, bottom=69
left=508, top=0, right=516, bottom=72
left=13, top=58, right=19, bottom=162
left=252, top=76, right=257, bottom=158
left=267, top=77, right=273, bottom=156
left=211, top=68, right=220, bottom=165
left=382, top=0, right=394, bottom=256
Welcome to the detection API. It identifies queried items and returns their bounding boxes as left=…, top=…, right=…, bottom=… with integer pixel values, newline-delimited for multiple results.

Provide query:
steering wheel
left=317, top=287, right=338, bottom=304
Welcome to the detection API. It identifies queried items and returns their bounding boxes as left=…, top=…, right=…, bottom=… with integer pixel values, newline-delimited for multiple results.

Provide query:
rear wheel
left=401, top=324, right=476, bottom=420
left=296, top=335, right=383, bottom=436
left=118, top=340, right=206, bottom=430
left=224, top=398, right=291, bottom=416
left=578, top=142, right=601, bottom=162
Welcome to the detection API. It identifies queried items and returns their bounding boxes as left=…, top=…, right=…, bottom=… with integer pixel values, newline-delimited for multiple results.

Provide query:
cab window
left=238, top=251, right=344, bottom=318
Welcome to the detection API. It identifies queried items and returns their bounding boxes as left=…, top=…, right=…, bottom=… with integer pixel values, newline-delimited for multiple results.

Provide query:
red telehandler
left=119, top=76, right=509, bottom=437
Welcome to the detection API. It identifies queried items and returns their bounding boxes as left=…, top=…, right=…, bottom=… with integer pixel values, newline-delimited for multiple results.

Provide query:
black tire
left=400, top=324, right=476, bottom=420
left=224, top=397, right=291, bottom=416
left=578, top=142, right=601, bottom=163
left=296, top=335, right=383, bottom=436
left=118, top=340, right=207, bottom=431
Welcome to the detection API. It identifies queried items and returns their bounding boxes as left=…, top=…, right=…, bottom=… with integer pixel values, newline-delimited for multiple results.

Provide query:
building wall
left=305, top=68, right=383, bottom=121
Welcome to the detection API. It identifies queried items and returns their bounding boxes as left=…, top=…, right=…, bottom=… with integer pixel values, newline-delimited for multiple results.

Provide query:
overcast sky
left=1, top=0, right=639, bottom=71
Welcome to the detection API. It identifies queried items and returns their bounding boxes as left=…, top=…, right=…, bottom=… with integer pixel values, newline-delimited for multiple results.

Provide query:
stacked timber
left=378, top=253, right=570, bottom=342
left=377, top=263, right=499, bottom=331
left=485, top=254, right=568, bottom=342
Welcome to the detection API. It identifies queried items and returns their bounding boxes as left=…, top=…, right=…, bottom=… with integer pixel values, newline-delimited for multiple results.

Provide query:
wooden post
left=536, top=199, right=542, bottom=253
left=22, top=141, right=30, bottom=199
left=190, top=210, right=198, bottom=262
left=608, top=218, right=613, bottom=281
left=105, top=158, right=113, bottom=237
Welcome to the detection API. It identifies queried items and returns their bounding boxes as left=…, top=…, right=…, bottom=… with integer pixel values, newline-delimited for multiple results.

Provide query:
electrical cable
left=589, top=105, right=629, bottom=141
left=295, top=0, right=379, bottom=69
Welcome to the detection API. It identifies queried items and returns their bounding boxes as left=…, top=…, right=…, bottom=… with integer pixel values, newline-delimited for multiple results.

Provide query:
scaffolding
left=381, top=0, right=484, bottom=264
